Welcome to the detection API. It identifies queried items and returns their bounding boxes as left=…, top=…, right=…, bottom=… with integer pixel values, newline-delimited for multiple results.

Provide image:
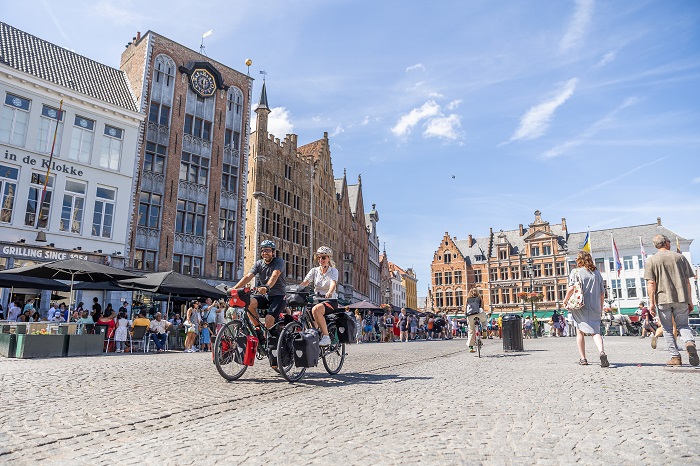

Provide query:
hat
left=54, top=311, right=62, bottom=317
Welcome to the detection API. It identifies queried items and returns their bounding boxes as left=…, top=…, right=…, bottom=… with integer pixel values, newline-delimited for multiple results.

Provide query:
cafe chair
left=146, top=331, right=169, bottom=353
left=130, top=325, right=149, bottom=353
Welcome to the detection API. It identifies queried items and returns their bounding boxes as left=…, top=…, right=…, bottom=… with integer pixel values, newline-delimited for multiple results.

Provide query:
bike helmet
left=260, top=239, right=276, bottom=250
left=316, top=246, right=332, bottom=255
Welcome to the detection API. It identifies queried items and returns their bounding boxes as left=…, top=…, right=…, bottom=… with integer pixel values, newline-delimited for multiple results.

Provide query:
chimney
left=519, top=224, right=524, bottom=236
left=136, top=31, right=141, bottom=41
left=561, top=217, right=567, bottom=232
left=657, top=217, right=661, bottom=226
left=468, top=234, right=473, bottom=247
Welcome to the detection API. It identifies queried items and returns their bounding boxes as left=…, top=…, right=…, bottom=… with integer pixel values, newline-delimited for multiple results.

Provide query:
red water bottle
left=243, top=335, right=258, bottom=366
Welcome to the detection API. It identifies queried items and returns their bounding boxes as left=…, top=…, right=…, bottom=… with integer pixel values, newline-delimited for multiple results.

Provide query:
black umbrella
left=117, top=271, right=226, bottom=298
left=73, top=281, right=129, bottom=291
left=0, top=274, right=70, bottom=291
left=0, top=258, right=141, bottom=310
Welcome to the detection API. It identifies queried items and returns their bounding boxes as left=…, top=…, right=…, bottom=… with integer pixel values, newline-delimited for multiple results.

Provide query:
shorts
left=318, top=299, right=340, bottom=314
left=252, top=294, right=287, bottom=320
left=364, top=325, right=373, bottom=333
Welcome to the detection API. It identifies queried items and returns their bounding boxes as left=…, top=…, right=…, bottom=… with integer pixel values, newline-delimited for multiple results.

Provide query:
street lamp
left=526, top=258, right=538, bottom=339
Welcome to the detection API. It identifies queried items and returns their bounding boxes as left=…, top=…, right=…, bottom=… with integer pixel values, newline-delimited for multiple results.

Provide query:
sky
left=3, top=0, right=699, bottom=297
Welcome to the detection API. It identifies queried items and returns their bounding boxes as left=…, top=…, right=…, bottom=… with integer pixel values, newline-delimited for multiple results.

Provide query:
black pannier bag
left=335, top=312, right=357, bottom=344
left=285, top=285, right=310, bottom=306
left=293, top=329, right=320, bottom=367
left=233, top=335, right=248, bottom=364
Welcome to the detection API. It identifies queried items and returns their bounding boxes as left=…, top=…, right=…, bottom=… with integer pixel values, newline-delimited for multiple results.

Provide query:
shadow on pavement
left=299, top=371, right=433, bottom=388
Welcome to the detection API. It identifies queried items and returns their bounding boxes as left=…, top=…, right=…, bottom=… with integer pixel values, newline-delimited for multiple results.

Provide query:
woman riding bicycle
left=466, top=288, right=488, bottom=353
left=299, top=246, right=339, bottom=347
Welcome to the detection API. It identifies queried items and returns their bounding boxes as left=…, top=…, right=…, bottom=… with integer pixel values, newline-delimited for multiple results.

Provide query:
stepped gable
left=0, top=22, right=138, bottom=111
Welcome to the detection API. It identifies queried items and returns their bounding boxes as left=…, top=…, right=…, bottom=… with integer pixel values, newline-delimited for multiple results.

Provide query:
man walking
left=644, top=234, right=698, bottom=366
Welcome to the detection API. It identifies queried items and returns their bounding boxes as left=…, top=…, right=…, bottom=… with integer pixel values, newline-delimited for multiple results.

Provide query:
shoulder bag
left=566, top=268, right=585, bottom=311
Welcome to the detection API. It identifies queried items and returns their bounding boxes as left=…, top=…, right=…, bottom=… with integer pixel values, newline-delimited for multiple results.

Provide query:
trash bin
left=502, top=314, right=524, bottom=352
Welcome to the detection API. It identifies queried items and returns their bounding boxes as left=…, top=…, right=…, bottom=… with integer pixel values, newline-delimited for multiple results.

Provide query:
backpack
left=466, top=297, right=481, bottom=316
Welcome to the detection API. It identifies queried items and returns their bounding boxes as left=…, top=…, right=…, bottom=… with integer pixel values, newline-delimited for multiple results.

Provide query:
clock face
left=190, top=69, right=216, bottom=97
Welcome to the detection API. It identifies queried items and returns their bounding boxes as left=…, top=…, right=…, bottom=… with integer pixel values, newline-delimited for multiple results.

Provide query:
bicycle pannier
left=293, top=329, right=320, bottom=367
left=336, top=312, right=357, bottom=344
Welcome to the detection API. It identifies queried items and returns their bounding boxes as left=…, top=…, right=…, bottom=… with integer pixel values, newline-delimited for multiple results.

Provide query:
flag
left=639, top=236, right=647, bottom=269
left=202, top=29, right=213, bottom=38
left=582, top=231, right=591, bottom=252
left=676, top=237, right=682, bottom=253
left=611, top=235, right=622, bottom=277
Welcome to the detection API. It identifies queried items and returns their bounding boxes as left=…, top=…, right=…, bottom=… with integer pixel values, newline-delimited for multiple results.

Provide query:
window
left=546, top=285, right=555, bottom=301
left=490, top=268, right=498, bottom=281
left=293, top=220, right=300, bottom=244
left=626, top=278, right=637, bottom=298
left=175, top=199, right=206, bottom=236
left=638, top=256, right=644, bottom=269
left=99, top=125, right=123, bottom=170
left=455, top=290, right=464, bottom=308
left=283, top=217, right=291, bottom=241
left=474, top=269, right=482, bottom=283
left=608, top=259, right=615, bottom=272
left=219, top=208, right=236, bottom=241
left=284, top=164, right=292, bottom=180
left=25, top=173, right=54, bottom=228
left=272, top=212, right=281, bottom=237
left=144, top=142, right=166, bottom=174
left=542, top=244, right=552, bottom=255
left=434, top=272, right=442, bottom=286
left=221, top=162, right=238, bottom=192
left=260, top=208, right=270, bottom=235
left=179, top=152, right=209, bottom=185
left=555, top=262, right=565, bottom=276
left=544, top=263, right=553, bottom=276
left=224, top=129, right=240, bottom=150
left=154, top=57, right=175, bottom=86
left=134, top=249, right=157, bottom=271
left=499, top=249, right=507, bottom=260
left=623, top=256, right=634, bottom=269
left=531, top=245, right=540, bottom=256
left=444, top=271, right=452, bottom=285
left=611, top=279, right=621, bottom=299
left=183, top=114, right=212, bottom=141
left=434, top=291, right=443, bottom=308
left=454, top=271, right=462, bottom=284
left=92, top=187, right=115, bottom=238
left=445, top=291, right=454, bottom=307
left=0, top=163, right=19, bottom=223
left=0, top=93, right=30, bottom=146
left=173, top=254, right=202, bottom=276
left=557, top=284, right=567, bottom=301
left=302, top=224, right=309, bottom=247
left=138, top=191, right=161, bottom=228
left=69, top=116, right=95, bottom=162
left=640, top=279, right=647, bottom=298
left=35, top=105, right=65, bottom=154
left=532, top=264, right=542, bottom=278
left=490, top=289, right=500, bottom=305
left=510, top=266, right=520, bottom=280
left=217, top=261, right=234, bottom=280
left=59, top=180, right=86, bottom=234
left=148, top=102, right=170, bottom=126
left=500, top=267, right=508, bottom=280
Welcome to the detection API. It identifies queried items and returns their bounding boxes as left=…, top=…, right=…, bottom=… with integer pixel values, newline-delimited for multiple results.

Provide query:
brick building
left=334, top=174, right=369, bottom=302
left=430, top=210, right=695, bottom=317
left=120, top=31, right=252, bottom=284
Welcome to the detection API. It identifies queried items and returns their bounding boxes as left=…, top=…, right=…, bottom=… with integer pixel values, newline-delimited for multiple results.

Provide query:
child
left=114, top=311, right=130, bottom=353
left=200, top=322, right=212, bottom=352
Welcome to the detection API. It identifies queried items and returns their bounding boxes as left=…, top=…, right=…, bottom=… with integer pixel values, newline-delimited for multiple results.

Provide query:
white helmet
left=316, top=246, right=332, bottom=255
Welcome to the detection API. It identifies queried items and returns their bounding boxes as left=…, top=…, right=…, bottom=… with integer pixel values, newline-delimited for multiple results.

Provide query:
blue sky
left=4, top=0, right=699, bottom=295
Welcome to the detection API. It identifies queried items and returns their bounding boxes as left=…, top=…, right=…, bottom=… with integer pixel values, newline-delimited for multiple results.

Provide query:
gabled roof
left=0, top=22, right=138, bottom=112
left=347, top=184, right=361, bottom=215
left=568, top=223, right=690, bottom=254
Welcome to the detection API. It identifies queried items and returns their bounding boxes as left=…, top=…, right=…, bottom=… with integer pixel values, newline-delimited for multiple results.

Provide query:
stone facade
left=365, top=205, right=381, bottom=305
left=120, top=31, right=252, bottom=284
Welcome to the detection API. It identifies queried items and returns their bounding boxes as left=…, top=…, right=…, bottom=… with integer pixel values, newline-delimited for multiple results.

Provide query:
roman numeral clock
left=178, top=61, right=228, bottom=98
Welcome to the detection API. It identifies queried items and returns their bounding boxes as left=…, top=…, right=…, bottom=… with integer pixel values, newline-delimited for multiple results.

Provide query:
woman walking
left=563, top=250, right=610, bottom=367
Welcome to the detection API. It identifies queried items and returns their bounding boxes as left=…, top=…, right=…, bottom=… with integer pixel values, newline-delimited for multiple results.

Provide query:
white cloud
left=424, top=114, right=462, bottom=140
left=259, top=107, right=293, bottom=137
left=560, top=0, right=594, bottom=52
left=92, top=0, right=143, bottom=26
left=406, top=63, right=425, bottom=72
left=330, top=125, right=344, bottom=137
left=361, top=116, right=370, bottom=126
left=428, top=92, right=444, bottom=99
left=391, top=100, right=440, bottom=137
left=542, top=96, right=638, bottom=158
left=446, top=99, right=462, bottom=111
left=509, top=78, right=579, bottom=142
left=595, top=50, right=617, bottom=68
left=692, top=177, right=700, bottom=184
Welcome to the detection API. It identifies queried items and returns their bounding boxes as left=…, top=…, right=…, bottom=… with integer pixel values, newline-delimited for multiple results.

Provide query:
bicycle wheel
left=322, top=323, right=346, bottom=374
left=277, top=321, right=307, bottom=382
left=476, top=335, right=482, bottom=358
left=214, top=320, right=248, bottom=381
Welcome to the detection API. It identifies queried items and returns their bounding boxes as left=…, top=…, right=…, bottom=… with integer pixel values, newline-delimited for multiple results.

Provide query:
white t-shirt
left=303, top=266, right=338, bottom=299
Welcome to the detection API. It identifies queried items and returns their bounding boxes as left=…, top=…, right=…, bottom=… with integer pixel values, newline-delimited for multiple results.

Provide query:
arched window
left=443, top=250, right=452, bottom=264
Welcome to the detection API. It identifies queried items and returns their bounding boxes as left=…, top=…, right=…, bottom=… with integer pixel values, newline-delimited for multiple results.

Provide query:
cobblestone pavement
left=0, top=335, right=699, bottom=465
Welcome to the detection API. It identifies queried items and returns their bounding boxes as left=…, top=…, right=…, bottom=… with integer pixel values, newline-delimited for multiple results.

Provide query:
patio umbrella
left=117, top=271, right=226, bottom=298
left=346, top=300, right=381, bottom=310
left=0, top=274, right=70, bottom=291
left=0, top=259, right=141, bottom=311
left=73, top=281, right=130, bottom=291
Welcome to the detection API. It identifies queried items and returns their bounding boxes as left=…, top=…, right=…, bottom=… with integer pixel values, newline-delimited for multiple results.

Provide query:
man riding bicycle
left=299, top=246, right=339, bottom=346
left=233, top=240, right=287, bottom=332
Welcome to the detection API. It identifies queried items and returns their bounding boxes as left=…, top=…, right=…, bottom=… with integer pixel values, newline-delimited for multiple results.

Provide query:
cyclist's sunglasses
left=318, top=255, right=329, bottom=260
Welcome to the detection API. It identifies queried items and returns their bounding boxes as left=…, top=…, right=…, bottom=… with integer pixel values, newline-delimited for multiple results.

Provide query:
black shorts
left=318, top=299, right=340, bottom=314
left=252, top=294, right=287, bottom=320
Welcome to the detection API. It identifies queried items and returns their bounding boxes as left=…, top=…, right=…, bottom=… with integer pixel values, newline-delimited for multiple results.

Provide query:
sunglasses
left=319, top=255, right=329, bottom=260
left=261, top=248, right=273, bottom=253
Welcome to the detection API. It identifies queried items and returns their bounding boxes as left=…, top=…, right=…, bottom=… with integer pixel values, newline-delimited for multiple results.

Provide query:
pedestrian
left=363, top=311, right=373, bottom=342
left=200, top=322, right=212, bottom=352
left=91, top=297, right=102, bottom=323
left=563, top=250, right=609, bottom=367
left=399, top=308, right=409, bottom=342
left=644, top=234, right=697, bottom=366
left=183, top=301, right=201, bottom=353
left=354, top=310, right=363, bottom=344
left=114, top=310, right=130, bottom=353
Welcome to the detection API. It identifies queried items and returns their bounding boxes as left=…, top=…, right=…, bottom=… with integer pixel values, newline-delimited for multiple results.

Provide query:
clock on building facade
left=190, top=68, right=217, bottom=97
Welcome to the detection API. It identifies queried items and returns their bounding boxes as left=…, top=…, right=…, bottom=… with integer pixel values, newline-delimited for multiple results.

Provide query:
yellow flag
left=582, top=231, right=591, bottom=252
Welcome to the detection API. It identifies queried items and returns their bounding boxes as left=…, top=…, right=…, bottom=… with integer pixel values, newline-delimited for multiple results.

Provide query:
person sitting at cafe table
left=132, top=310, right=150, bottom=332
left=76, top=311, right=94, bottom=333
left=7, top=301, right=21, bottom=321
left=23, top=298, right=35, bottom=314
left=149, top=312, right=171, bottom=353
left=50, top=310, right=65, bottom=323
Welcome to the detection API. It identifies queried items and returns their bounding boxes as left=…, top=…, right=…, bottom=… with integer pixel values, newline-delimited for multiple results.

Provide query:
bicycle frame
left=233, top=288, right=287, bottom=361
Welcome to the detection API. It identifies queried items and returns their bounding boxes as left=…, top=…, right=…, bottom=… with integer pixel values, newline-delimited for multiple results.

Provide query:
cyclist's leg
left=312, top=303, right=329, bottom=336
left=246, top=296, right=261, bottom=327
left=265, top=295, right=286, bottom=330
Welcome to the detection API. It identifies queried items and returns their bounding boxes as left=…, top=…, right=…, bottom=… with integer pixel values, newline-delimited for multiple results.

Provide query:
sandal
left=600, top=353, right=610, bottom=368
left=579, top=358, right=588, bottom=365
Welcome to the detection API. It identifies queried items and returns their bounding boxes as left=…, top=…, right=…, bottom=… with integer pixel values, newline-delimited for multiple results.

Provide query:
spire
left=257, top=80, right=270, bottom=112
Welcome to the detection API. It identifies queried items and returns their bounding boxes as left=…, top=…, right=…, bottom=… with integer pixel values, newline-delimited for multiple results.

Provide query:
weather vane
left=200, top=29, right=213, bottom=55
left=259, top=70, right=268, bottom=80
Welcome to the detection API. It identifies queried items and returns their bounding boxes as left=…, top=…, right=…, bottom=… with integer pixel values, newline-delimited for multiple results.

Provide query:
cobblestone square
left=0, top=336, right=698, bottom=465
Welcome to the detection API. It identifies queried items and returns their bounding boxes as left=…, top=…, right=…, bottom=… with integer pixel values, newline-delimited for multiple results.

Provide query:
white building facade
left=0, top=22, right=143, bottom=313
left=365, top=204, right=381, bottom=305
